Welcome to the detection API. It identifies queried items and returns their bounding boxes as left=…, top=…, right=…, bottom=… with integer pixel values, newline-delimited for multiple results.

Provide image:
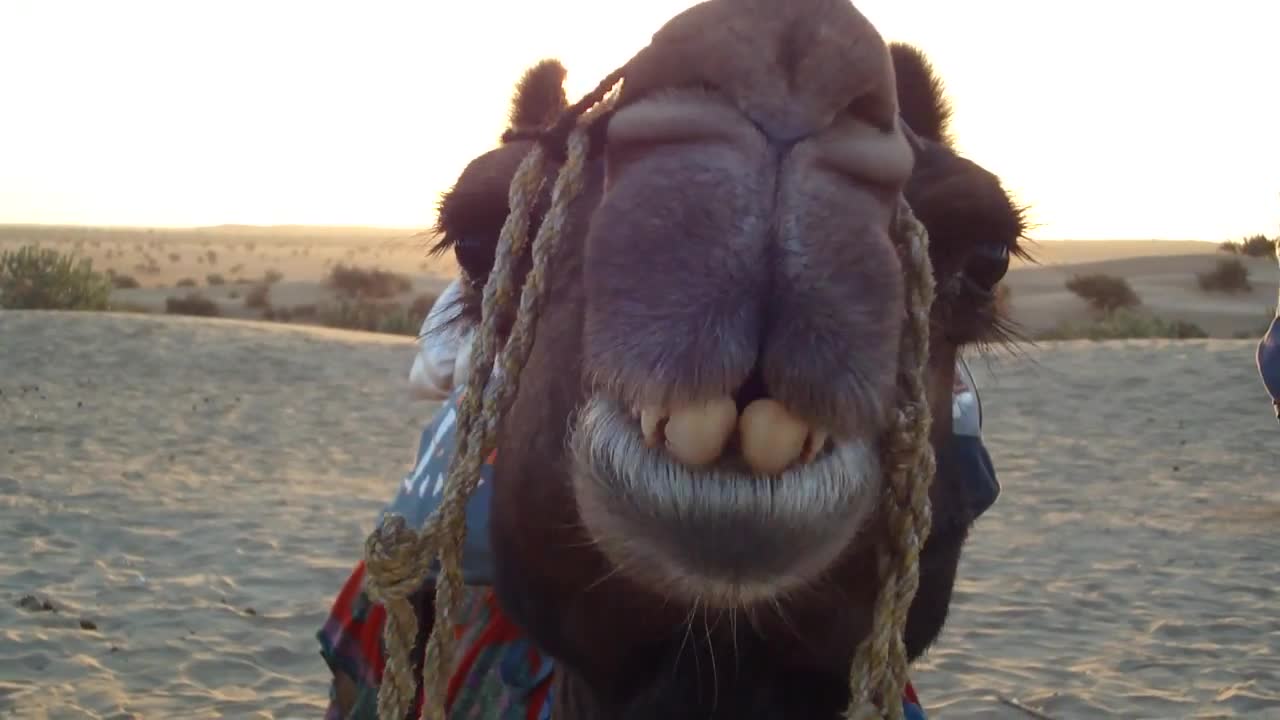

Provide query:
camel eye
left=453, top=233, right=497, bottom=286
left=963, top=241, right=1010, bottom=292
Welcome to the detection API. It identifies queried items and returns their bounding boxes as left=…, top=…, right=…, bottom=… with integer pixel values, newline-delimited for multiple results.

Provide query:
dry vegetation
left=1046, top=272, right=1210, bottom=340
left=1040, top=309, right=1208, bottom=341
left=325, top=263, right=413, bottom=299
left=6, top=223, right=1271, bottom=343
left=1065, top=273, right=1140, bottom=313
left=1, top=245, right=111, bottom=311
left=1197, top=258, right=1252, bottom=294
left=244, top=283, right=272, bottom=311
left=164, top=293, right=221, bottom=317
left=1218, top=234, right=1277, bottom=258
left=0, top=223, right=441, bottom=338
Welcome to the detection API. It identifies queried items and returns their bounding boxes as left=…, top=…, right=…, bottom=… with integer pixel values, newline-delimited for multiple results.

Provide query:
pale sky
left=1, top=0, right=1276, bottom=241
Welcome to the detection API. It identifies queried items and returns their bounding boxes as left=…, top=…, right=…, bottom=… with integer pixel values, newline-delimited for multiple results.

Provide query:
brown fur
left=424, top=5, right=1028, bottom=715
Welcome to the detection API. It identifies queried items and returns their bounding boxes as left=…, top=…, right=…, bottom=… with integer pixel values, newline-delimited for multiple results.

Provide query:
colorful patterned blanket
left=317, top=568, right=924, bottom=719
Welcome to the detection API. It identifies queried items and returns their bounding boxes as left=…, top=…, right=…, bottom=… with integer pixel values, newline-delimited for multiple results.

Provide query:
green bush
left=1065, top=273, right=1140, bottom=313
left=0, top=245, right=112, bottom=310
left=1197, top=258, right=1251, bottom=293
left=1040, top=309, right=1207, bottom=341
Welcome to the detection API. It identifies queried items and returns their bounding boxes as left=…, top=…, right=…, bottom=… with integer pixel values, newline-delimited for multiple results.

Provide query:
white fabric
left=952, top=357, right=983, bottom=437
left=408, top=279, right=475, bottom=401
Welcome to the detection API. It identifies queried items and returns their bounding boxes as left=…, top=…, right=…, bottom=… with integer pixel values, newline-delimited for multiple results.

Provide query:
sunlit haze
left=2, top=0, right=1276, bottom=240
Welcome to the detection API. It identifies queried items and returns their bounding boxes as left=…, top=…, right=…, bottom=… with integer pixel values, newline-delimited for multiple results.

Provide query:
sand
left=2, top=310, right=1277, bottom=718
left=1, top=311, right=422, bottom=719
left=916, top=341, right=1280, bottom=717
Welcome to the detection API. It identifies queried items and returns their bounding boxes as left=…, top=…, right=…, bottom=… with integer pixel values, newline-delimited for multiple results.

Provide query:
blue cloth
left=1258, top=314, right=1280, bottom=420
left=903, top=697, right=929, bottom=720
left=951, top=358, right=999, bottom=519
left=380, top=387, right=498, bottom=585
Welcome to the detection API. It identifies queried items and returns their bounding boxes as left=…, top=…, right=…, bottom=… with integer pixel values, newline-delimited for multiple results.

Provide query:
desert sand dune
left=1005, top=253, right=1278, bottom=338
left=1013, top=240, right=1220, bottom=269
left=2, top=311, right=1277, bottom=718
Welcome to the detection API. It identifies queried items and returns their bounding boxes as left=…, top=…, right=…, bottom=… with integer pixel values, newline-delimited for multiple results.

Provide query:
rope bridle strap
left=363, top=71, right=937, bottom=720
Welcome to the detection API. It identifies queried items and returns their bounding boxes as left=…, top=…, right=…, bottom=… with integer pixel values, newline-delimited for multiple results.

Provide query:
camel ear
left=508, top=59, right=569, bottom=131
left=889, top=42, right=953, bottom=146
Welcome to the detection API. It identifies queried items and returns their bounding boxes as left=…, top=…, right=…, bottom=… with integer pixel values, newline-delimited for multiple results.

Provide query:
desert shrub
left=0, top=245, right=112, bottom=310
left=1219, top=234, right=1276, bottom=258
left=228, top=290, right=241, bottom=300
left=176, top=277, right=197, bottom=287
left=164, top=293, right=221, bottom=317
left=326, top=263, right=413, bottom=300
left=1040, top=309, right=1207, bottom=341
left=1065, top=273, right=1140, bottom=313
left=111, top=273, right=141, bottom=290
left=229, top=263, right=244, bottom=275
left=1197, top=258, right=1251, bottom=293
left=244, top=283, right=271, bottom=310
left=263, top=269, right=284, bottom=285
left=315, top=300, right=418, bottom=335
left=169, top=252, right=181, bottom=263
left=206, top=250, right=218, bottom=264
left=206, top=273, right=226, bottom=286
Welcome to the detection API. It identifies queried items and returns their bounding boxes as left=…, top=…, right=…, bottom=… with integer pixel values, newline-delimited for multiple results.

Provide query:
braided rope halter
left=363, top=71, right=938, bottom=720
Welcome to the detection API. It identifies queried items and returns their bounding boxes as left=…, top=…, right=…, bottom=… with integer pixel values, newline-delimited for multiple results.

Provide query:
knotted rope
left=364, top=70, right=936, bottom=720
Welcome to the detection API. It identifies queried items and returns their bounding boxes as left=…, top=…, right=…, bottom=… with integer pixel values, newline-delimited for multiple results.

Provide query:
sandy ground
left=2, top=310, right=1278, bottom=718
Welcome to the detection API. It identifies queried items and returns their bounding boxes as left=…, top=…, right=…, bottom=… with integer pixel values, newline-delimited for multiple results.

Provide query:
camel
left=377, top=2, right=1029, bottom=717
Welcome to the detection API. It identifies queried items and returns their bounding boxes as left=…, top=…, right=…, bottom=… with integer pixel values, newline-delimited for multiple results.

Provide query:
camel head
left=430, top=1, right=1027, bottom=714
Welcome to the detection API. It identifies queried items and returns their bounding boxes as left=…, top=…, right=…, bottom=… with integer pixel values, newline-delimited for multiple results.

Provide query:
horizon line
left=0, top=221, right=1234, bottom=244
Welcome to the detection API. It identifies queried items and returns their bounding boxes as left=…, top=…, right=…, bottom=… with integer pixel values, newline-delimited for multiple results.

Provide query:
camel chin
left=570, top=394, right=883, bottom=609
